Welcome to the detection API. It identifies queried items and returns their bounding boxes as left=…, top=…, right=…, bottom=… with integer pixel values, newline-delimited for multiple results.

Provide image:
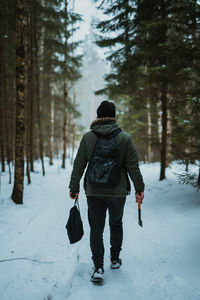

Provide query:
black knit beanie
left=97, top=101, right=116, bottom=118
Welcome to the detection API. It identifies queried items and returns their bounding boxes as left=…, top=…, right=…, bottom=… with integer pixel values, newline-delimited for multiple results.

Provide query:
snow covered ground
left=0, top=160, right=200, bottom=300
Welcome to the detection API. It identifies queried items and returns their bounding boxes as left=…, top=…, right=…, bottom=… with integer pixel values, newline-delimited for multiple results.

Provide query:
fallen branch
left=0, top=257, right=54, bottom=264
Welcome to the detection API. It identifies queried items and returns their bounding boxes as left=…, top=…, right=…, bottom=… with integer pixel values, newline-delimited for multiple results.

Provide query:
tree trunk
left=0, top=62, right=5, bottom=172
left=71, top=87, right=76, bottom=165
left=33, top=1, right=45, bottom=176
left=29, top=0, right=34, bottom=173
left=166, top=107, right=172, bottom=167
left=184, top=103, right=192, bottom=171
left=0, top=46, right=6, bottom=173
left=11, top=0, right=26, bottom=204
left=49, top=95, right=54, bottom=165
left=0, top=120, right=5, bottom=173
left=61, top=0, right=68, bottom=169
left=70, top=2, right=76, bottom=166
left=147, top=98, right=152, bottom=163
left=26, top=86, right=31, bottom=184
left=41, top=25, right=52, bottom=164
left=62, top=111, right=67, bottom=169
left=26, top=2, right=32, bottom=185
left=185, top=160, right=189, bottom=172
left=166, top=93, right=172, bottom=167
left=159, top=85, right=167, bottom=180
left=144, top=56, right=152, bottom=164
left=159, top=0, right=168, bottom=181
left=71, top=122, right=75, bottom=165
left=157, top=101, right=162, bottom=144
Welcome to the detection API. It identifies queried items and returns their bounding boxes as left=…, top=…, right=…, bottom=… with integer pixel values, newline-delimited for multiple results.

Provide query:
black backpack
left=86, top=128, right=122, bottom=188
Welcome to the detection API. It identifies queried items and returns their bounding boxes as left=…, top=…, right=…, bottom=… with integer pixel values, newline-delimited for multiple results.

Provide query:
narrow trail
left=0, top=162, right=200, bottom=300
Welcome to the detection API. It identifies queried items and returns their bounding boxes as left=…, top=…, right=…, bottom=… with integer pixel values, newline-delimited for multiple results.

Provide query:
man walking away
left=69, top=101, right=145, bottom=283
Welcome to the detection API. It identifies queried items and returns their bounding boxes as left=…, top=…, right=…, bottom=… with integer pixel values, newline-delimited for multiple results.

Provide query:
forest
left=93, top=0, right=200, bottom=184
left=0, top=0, right=200, bottom=204
left=0, top=1, right=200, bottom=299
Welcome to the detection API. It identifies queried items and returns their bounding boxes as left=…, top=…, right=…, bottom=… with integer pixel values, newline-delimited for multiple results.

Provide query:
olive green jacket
left=69, top=118, right=145, bottom=197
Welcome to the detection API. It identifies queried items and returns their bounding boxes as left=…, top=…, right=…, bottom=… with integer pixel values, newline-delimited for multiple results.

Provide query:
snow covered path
left=0, top=161, right=200, bottom=300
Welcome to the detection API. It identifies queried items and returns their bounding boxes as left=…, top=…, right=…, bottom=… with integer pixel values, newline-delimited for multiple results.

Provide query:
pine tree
left=94, top=0, right=200, bottom=182
left=0, top=0, right=83, bottom=203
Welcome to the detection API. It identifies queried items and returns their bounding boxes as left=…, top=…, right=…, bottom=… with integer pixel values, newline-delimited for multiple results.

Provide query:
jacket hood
left=90, top=117, right=120, bottom=136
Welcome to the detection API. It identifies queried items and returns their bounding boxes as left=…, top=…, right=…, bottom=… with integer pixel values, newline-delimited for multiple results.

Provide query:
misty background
left=73, top=0, right=108, bottom=129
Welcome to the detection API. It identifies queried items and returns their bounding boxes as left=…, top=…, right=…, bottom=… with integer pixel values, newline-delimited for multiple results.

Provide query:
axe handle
left=138, top=202, right=143, bottom=227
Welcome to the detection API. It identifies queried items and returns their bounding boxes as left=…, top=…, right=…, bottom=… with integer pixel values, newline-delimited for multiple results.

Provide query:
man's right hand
left=69, top=191, right=79, bottom=200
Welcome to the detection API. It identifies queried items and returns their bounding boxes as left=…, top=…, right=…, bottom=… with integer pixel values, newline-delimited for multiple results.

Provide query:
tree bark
left=61, top=0, right=68, bottom=169
left=159, top=85, right=167, bottom=180
left=49, top=94, right=54, bottom=165
left=71, top=122, right=75, bottom=165
left=157, top=101, right=162, bottom=144
left=71, top=88, right=76, bottom=164
left=166, top=101, right=172, bottom=167
left=11, top=0, right=26, bottom=204
left=26, top=1, right=32, bottom=184
left=0, top=127, right=5, bottom=173
left=70, top=1, right=76, bottom=166
left=144, top=64, right=152, bottom=163
left=147, top=97, right=152, bottom=163
left=62, top=110, right=67, bottom=169
left=33, top=1, right=45, bottom=176
left=0, top=47, right=5, bottom=173
left=159, top=0, right=168, bottom=181
left=29, top=0, right=34, bottom=172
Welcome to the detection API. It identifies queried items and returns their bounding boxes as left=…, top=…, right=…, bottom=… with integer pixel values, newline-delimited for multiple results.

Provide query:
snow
left=0, top=160, right=200, bottom=300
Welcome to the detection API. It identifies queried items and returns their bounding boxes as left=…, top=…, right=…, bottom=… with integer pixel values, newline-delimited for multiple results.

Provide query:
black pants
left=87, top=196, right=126, bottom=268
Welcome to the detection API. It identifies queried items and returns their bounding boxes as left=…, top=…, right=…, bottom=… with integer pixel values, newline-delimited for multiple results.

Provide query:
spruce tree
left=11, top=0, right=26, bottom=204
left=94, top=0, right=200, bottom=183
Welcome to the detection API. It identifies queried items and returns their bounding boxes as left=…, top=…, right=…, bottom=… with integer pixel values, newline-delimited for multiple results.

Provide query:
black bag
left=66, top=199, right=84, bottom=244
left=86, top=128, right=122, bottom=188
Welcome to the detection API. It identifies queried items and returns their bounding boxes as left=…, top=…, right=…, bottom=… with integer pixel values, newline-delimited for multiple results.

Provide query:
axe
left=138, top=192, right=143, bottom=227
